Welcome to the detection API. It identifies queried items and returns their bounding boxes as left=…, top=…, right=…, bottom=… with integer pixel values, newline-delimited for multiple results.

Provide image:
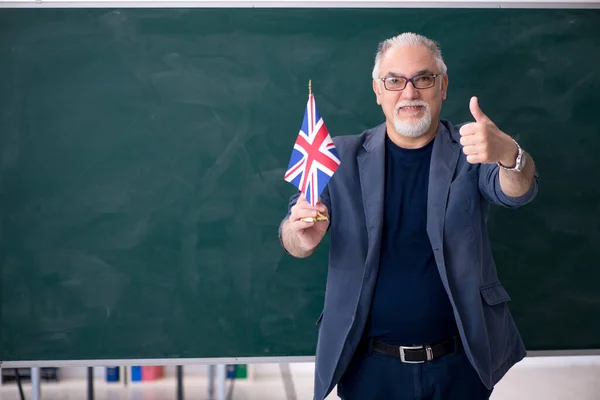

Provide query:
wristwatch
left=498, top=138, right=527, bottom=172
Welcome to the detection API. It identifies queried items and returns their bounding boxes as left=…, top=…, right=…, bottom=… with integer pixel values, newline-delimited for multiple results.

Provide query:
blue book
left=131, top=366, right=142, bottom=382
left=106, top=367, right=119, bottom=382
left=226, top=365, right=236, bottom=379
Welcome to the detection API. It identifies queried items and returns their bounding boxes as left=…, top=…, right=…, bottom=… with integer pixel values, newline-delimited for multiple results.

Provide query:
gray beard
left=392, top=102, right=432, bottom=138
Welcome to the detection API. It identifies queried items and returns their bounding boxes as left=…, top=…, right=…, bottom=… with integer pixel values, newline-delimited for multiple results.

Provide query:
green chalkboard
left=1, top=8, right=599, bottom=362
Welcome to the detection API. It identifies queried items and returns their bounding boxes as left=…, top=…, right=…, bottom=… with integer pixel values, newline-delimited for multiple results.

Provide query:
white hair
left=371, top=32, right=448, bottom=80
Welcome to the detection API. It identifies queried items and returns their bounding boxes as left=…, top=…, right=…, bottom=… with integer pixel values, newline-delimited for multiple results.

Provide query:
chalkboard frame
left=2, top=1, right=600, bottom=368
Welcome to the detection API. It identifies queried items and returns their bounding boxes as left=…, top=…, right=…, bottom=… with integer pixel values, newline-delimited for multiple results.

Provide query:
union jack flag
left=284, top=93, right=340, bottom=206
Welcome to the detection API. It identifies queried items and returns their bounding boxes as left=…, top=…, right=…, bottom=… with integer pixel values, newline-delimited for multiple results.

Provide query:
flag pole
left=304, top=79, right=328, bottom=223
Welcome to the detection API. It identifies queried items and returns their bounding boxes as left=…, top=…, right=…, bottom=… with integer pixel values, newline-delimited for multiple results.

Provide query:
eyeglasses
left=379, top=73, right=439, bottom=91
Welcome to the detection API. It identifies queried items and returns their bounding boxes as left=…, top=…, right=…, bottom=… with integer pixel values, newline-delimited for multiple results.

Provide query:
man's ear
left=373, top=79, right=382, bottom=105
left=441, top=74, right=449, bottom=100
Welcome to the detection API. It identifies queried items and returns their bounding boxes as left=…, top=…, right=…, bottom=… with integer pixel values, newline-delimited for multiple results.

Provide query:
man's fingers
left=290, top=193, right=329, bottom=225
left=462, top=145, right=479, bottom=156
left=291, top=218, right=315, bottom=230
left=294, top=202, right=318, bottom=212
left=316, top=204, right=328, bottom=216
left=296, top=193, right=324, bottom=209
left=459, top=135, right=479, bottom=147
left=293, top=195, right=317, bottom=211
left=290, top=203, right=326, bottom=222
left=459, top=122, right=478, bottom=137
left=469, top=96, right=490, bottom=123
left=466, top=154, right=481, bottom=164
left=316, top=202, right=327, bottom=213
left=291, top=206, right=318, bottom=220
left=295, top=193, right=309, bottom=204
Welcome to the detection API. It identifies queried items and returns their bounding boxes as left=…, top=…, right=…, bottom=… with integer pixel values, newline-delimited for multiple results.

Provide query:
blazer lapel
left=426, top=121, right=460, bottom=266
left=357, top=124, right=386, bottom=263
left=356, top=121, right=459, bottom=271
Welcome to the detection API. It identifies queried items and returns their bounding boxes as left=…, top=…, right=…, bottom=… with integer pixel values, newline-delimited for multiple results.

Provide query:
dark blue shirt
left=365, top=133, right=458, bottom=345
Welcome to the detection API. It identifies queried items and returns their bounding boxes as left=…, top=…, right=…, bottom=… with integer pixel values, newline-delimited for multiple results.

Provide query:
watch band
left=497, top=138, right=525, bottom=172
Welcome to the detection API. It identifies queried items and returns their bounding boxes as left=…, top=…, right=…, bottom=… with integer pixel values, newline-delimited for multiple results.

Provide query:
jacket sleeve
left=478, top=163, right=539, bottom=209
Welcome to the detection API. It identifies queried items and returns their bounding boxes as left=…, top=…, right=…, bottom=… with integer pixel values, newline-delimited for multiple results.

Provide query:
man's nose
left=401, top=81, right=420, bottom=100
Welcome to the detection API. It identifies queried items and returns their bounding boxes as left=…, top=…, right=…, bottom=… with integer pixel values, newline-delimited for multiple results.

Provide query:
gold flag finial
left=309, top=80, right=312, bottom=95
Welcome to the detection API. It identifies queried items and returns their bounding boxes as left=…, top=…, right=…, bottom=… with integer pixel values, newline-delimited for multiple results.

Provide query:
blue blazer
left=280, top=120, right=539, bottom=400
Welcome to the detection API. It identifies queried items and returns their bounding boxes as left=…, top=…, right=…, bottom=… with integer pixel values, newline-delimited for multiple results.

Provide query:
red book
left=141, top=366, right=164, bottom=381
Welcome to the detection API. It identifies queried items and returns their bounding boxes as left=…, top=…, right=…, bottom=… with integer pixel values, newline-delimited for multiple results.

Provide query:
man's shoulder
left=331, top=133, right=361, bottom=152
left=439, top=119, right=465, bottom=143
left=440, top=118, right=462, bottom=131
left=332, top=122, right=386, bottom=150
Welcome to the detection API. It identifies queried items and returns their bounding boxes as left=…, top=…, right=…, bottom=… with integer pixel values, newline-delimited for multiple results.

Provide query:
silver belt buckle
left=399, top=345, right=425, bottom=363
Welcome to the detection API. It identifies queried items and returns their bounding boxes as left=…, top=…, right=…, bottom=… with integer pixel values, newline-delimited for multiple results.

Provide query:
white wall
left=40, top=356, right=600, bottom=381
left=54, top=362, right=315, bottom=380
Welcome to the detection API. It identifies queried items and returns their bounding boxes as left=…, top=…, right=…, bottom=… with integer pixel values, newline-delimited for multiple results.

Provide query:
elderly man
left=279, top=32, right=538, bottom=400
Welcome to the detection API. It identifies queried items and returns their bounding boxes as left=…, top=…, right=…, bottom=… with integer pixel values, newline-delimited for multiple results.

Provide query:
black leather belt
left=372, top=336, right=460, bottom=363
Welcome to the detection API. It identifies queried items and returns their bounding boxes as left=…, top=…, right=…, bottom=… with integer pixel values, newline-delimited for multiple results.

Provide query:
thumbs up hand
left=459, top=96, right=518, bottom=166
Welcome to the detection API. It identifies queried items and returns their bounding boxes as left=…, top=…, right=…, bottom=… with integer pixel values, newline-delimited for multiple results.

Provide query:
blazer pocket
left=480, top=282, right=511, bottom=305
left=315, top=311, right=324, bottom=326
